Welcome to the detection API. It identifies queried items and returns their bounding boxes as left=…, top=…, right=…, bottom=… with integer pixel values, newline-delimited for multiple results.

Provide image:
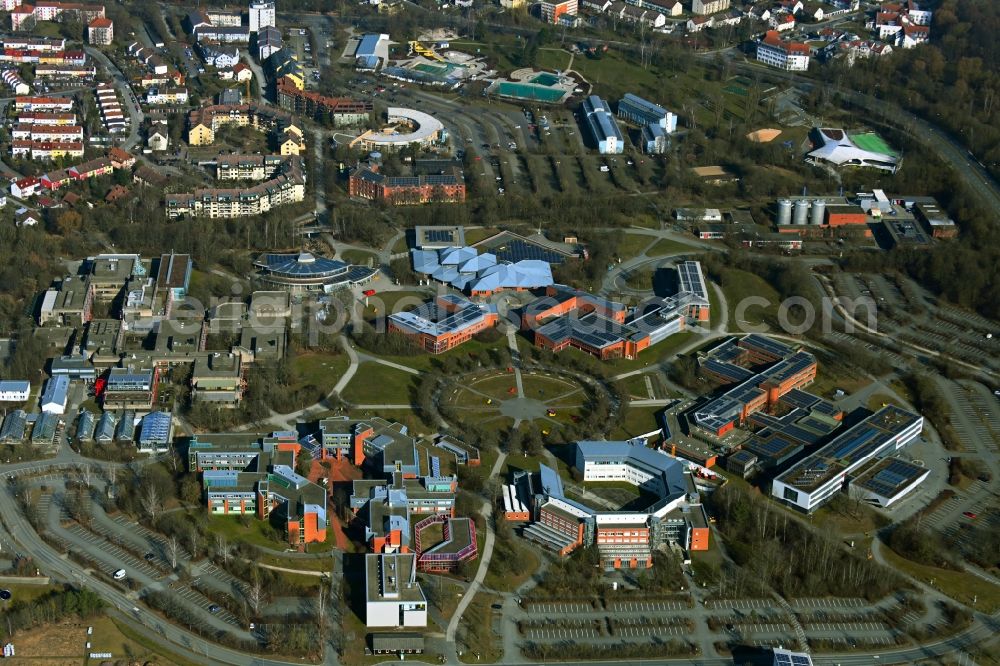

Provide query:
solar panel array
left=859, top=458, right=926, bottom=498
left=745, top=435, right=802, bottom=462
left=424, top=229, right=455, bottom=243
left=677, top=261, right=708, bottom=301
left=491, top=240, right=566, bottom=264
left=430, top=456, right=441, bottom=477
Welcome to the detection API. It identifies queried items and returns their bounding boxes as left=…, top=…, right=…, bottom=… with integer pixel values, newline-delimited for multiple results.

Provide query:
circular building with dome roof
left=253, top=251, right=378, bottom=292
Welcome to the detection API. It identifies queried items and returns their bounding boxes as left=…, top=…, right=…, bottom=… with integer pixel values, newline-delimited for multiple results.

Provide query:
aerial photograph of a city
left=0, top=0, right=995, bottom=663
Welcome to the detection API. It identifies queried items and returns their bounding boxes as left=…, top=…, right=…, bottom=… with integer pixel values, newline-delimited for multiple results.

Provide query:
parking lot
left=608, top=599, right=689, bottom=612
left=63, top=523, right=164, bottom=581
left=791, top=597, right=870, bottom=609
left=706, top=599, right=781, bottom=612
left=525, top=601, right=595, bottom=614
left=802, top=621, right=890, bottom=633
left=524, top=625, right=602, bottom=641
left=614, top=624, right=687, bottom=638
left=170, top=582, right=240, bottom=626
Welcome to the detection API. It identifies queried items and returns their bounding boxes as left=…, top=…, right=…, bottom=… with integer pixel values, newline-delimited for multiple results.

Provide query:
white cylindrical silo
left=793, top=199, right=810, bottom=226
left=777, top=199, right=793, bottom=226
left=810, top=199, right=826, bottom=225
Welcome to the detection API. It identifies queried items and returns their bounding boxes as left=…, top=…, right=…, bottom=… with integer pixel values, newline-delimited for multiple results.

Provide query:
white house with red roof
left=10, top=176, right=40, bottom=198
left=756, top=30, right=811, bottom=70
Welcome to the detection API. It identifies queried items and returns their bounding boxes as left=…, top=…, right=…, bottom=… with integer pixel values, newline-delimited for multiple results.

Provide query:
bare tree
left=167, top=535, right=180, bottom=570
left=216, top=534, right=230, bottom=564
left=105, top=465, right=117, bottom=497
left=316, top=584, right=327, bottom=631
left=189, top=526, right=200, bottom=561
left=245, top=569, right=263, bottom=617
left=140, top=484, right=161, bottom=522
left=80, top=464, right=93, bottom=488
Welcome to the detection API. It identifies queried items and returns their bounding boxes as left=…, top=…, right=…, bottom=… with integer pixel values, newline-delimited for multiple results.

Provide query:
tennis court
left=531, top=72, right=561, bottom=86
left=849, top=132, right=899, bottom=157
left=495, top=81, right=567, bottom=103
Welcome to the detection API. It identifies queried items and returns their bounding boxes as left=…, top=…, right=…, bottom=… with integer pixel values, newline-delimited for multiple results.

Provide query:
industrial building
left=617, top=93, right=677, bottom=132
left=520, top=441, right=710, bottom=569
left=364, top=553, right=427, bottom=628
left=772, top=405, right=924, bottom=512
left=387, top=294, right=499, bottom=353
left=188, top=430, right=329, bottom=545
left=581, top=95, right=625, bottom=154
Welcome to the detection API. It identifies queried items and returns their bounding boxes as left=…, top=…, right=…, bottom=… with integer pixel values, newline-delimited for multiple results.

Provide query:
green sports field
left=495, top=81, right=567, bottom=103
left=849, top=132, right=899, bottom=157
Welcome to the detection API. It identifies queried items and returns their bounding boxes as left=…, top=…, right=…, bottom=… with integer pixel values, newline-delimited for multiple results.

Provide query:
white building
left=772, top=405, right=924, bottom=512
left=756, top=30, right=810, bottom=71
left=0, top=380, right=30, bottom=402
left=249, top=0, right=276, bottom=33
left=40, top=375, right=69, bottom=415
left=581, top=95, right=624, bottom=155
left=365, top=553, right=428, bottom=628
left=200, top=44, right=240, bottom=68
left=148, top=122, right=169, bottom=151
left=691, top=0, right=729, bottom=15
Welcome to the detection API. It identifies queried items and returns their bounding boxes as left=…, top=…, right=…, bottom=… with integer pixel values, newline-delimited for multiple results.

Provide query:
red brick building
left=349, top=165, right=466, bottom=205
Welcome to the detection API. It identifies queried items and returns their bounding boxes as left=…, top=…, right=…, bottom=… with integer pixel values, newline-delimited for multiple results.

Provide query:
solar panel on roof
left=489, top=240, right=566, bottom=264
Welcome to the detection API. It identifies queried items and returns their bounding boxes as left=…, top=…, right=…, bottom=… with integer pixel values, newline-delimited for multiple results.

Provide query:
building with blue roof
left=617, top=93, right=678, bottom=133
left=410, top=247, right=554, bottom=297
left=40, top=375, right=70, bottom=415
left=521, top=440, right=709, bottom=569
left=95, top=410, right=117, bottom=443
left=254, top=251, right=377, bottom=293
left=354, top=33, right=389, bottom=70
left=31, top=411, right=60, bottom=444
left=641, top=123, right=669, bottom=155
left=582, top=95, right=624, bottom=154
left=138, top=411, right=173, bottom=453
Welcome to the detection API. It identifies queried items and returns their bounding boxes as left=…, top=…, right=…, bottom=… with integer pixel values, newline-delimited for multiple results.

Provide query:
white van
left=113, top=569, right=126, bottom=580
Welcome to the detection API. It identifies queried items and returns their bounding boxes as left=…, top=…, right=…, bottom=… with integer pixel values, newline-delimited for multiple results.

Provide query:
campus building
left=617, top=93, right=677, bottom=133
left=582, top=95, right=624, bottom=155
left=188, top=430, right=328, bottom=545
left=364, top=553, right=427, bottom=628
left=0, top=380, right=30, bottom=402
left=413, top=515, right=477, bottom=573
left=387, top=294, right=498, bottom=353
left=410, top=245, right=554, bottom=298
left=692, top=335, right=818, bottom=437
left=772, top=405, right=924, bottom=512
left=525, top=261, right=709, bottom=361
left=521, top=441, right=709, bottom=569
left=349, top=165, right=466, bottom=205
left=252, top=251, right=377, bottom=292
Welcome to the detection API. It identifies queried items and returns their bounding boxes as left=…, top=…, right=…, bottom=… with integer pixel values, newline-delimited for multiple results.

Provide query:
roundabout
left=436, top=364, right=618, bottom=433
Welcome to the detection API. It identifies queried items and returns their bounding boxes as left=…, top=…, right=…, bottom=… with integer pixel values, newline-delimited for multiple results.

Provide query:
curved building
left=254, top=251, right=377, bottom=292
left=355, top=107, right=443, bottom=150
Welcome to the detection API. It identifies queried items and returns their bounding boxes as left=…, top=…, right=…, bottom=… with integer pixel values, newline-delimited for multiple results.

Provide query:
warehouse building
left=772, top=405, right=924, bottom=512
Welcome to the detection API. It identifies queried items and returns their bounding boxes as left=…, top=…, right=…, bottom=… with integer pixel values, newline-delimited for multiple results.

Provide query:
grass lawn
left=357, top=335, right=508, bottom=374
left=361, top=290, right=430, bottom=321
left=605, top=330, right=698, bottom=374
left=484, top=539, right=540, bottom=593
left=204, top=513, right=290, bottom=551
left=621, top=373, right=654, bottom=400
left=464, top=226, right=502, bottom=245
left=647, top=238, right=701, bottom=256
left=291, top=351, right=350, bottom=396
left=519, top=373, right=578, bottom=401
left=866, top=393, right=903, bottom=412
left=457, top=592, right=504, bottom=664
left=391, top=235, right=410, bottom=254
left=610, top=405, right=662, bottom=439
left=707, top=278, right=722, bottom=329
left=417, top=521, right=445, bottom=550
left=0, top=582, right=60, bottom=604
left=614, top=232, right=656, bottom=260
left=719, top=267, right=781, bottom=330
left=340, top=249, right=378, bottom=266
left=536, top=49, right=660, bottom=101
left=107, top=615, right=204, bottom=666
left=880, top=544, right=1000, bottom=613
left=341, top=362, right=418, bottom=405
